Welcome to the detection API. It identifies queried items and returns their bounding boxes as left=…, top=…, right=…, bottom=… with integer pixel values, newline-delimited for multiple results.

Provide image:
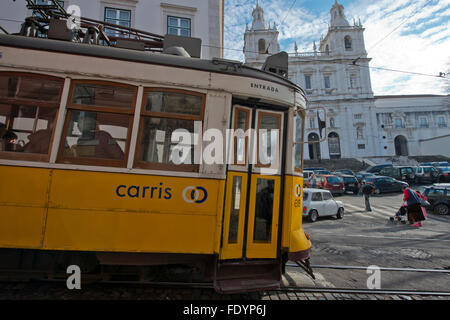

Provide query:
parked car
left=421, top=162, right=449, bottom=167
left=364, top=176, right=409, bottom=194
left=379, top=166, right=416, bottom=183
left=414, top=166, right=440, bottom=184
left=302, top=188, right=344, bottom=222
left=355, top=172, right=376, bottom=183
left=304, top=167, right=325, bottom=171
left=303, top=170, right=315, bottom=180
left=314, top=170, right=332, bottom=175
left=423, top=184, right=450, bottom=215
left=341, top=175, right=360, bottom=194
left=366, top=164, right=393, bottom=174
left=315, top=174, right=345, bottom=195
left=333, top=169, right=355, bottom=176
left=437, top=167, right=450, bottom=182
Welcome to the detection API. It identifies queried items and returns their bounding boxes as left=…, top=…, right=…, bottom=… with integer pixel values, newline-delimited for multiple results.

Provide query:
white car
left=302, top=188, right=345, bottom=222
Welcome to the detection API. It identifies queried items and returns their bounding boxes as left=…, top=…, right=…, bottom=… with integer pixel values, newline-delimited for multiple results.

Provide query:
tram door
left=220, top=104, right=284, bottom=260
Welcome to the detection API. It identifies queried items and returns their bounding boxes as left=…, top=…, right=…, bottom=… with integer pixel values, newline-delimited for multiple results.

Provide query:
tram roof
left=0, top=34, right=306, bottom=98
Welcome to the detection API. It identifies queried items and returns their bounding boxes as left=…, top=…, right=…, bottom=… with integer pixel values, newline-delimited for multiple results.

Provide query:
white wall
left=419, top=135, right=450, bottom=157
left=0, top=0, right=223, bottom=59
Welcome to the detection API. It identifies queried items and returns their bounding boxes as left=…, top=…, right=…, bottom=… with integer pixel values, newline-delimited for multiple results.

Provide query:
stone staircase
left=304, top=158, right=370, bottom=172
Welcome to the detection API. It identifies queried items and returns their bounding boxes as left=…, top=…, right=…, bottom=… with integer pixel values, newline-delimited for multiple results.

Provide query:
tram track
left=1, top=263, right=449, bottom=299
left=277, top=286, right=450, bottom=297
left=286, top=263, right=450, bottom=274
left=1, top=279, right=449, bottom=300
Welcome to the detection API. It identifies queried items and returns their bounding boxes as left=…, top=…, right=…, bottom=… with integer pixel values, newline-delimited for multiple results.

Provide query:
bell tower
left=243, top=1, right=280, bottom=68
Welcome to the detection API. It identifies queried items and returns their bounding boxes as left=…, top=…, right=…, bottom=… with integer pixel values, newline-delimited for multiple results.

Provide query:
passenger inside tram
left=21, top=121, right=54, bottom=154
left=0, top=123, right=18, bottom=152
left=69, top=112, right=124, bottom=160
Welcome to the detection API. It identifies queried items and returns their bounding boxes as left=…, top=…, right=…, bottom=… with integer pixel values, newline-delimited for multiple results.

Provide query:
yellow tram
left=0, top=7, right=311, bottom=293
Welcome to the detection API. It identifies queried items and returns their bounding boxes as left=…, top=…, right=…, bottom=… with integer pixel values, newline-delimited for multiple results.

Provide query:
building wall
left=418, top=135, right=450, bottom=158
left=243, top=2, right=449, bottom=161
left=0, top=0, right=223, bottom=59
left=375, top=95, right=450, bottom=157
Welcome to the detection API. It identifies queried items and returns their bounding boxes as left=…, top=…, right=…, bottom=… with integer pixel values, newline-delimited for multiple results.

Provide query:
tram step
left=214, top=278, right=280, bottom=294
left=214, top=261, right=281, bottom=293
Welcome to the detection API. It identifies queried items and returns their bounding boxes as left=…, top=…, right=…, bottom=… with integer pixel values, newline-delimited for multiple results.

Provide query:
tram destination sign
left=250, top=82, right=279, bottom=93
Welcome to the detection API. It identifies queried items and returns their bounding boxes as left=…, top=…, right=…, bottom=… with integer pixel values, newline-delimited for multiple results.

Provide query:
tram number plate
left=294, top=199, right=302, bottom=208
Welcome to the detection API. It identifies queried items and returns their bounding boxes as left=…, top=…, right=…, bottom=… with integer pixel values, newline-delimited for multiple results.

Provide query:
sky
left=224, top=0, right=450, bottom=96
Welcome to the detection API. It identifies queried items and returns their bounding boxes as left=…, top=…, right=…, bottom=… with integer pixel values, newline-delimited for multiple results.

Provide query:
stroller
left=390, top=205, right=408, bottom=224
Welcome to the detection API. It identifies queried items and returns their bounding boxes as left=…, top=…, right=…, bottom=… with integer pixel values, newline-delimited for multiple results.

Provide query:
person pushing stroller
left=391, top=188, right=427, bottom=227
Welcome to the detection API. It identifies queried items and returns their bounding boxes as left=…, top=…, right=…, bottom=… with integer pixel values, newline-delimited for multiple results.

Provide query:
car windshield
left=327, top=177, right=342, bottom=183
left=303, top=192, right=309, bottom=201
left=343, top=177, right=356, bottom=183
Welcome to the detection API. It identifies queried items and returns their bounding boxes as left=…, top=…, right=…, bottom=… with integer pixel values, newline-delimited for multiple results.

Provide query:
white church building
left=244, top=1, right=450, bottom=160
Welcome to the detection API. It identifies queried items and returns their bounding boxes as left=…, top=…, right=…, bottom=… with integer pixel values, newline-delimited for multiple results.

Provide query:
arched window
left=308, top=132, right=321, bottom=160
left=356, top=126, right=364, bottom=139
left=258, top=39, right=266, bottom=54
left=328, top=132, right=341, bottom=159
left=344, top=36, right=352, bottom=50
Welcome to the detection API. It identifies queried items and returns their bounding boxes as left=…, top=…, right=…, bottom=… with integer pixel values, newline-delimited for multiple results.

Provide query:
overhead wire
left=215, top=0, right=448, bottom=80
left=201, top=43, right=449, bottom=80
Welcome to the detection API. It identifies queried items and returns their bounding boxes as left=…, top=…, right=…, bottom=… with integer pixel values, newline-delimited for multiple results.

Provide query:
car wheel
left=434, top=204, right=449, bottom=215
left=309, top=210, right=319, bottom=222
left=336, top=207, right=344, bottom=219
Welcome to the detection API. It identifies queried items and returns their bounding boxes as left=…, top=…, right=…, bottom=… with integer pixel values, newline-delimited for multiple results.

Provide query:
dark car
left=341, top=174, right=360, bottom=194
left=355, top=172, right=376, bottom=183
left=379, top=166, right=416, bottom=183
left=414, top=166, right=440, bottom=184
left=423, top=184, right=450, bottom=215
left=364, top=176, right=408, bottom=194
left=437, top=167, right=450, bottom=182
left=334, top=169, right=355, bottom=176
left=314, top=170, right=332, bottom=175
left=315, top=174, right=345, bottom=195
left=366, top=164, right=393, bottom=174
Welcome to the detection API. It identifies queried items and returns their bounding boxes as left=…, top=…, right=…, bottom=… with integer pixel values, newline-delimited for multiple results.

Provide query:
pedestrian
left=416, top=190, right=429, bottom=221
left=403, top=188, right=426, bottom=227
left=361, top=181, right=375, bottom=212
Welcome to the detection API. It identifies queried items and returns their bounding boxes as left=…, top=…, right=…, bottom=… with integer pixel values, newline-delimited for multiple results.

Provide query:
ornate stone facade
left=243, top=1, right=449, bottom=160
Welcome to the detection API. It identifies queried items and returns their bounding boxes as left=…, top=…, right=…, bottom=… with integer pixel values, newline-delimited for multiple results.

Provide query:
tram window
left=71, top=82, right=135, bottom=110
left=256, top=112, right=281, bottom=168
left=228, top=175, right=242, bottom=244
left=254, top=178, right=274, bottom=243
left=58, top=81, right=136, bottom=167
left=60, top=111, right=128, bottom=162
left=0, top=73, right=63, bottom=161
left=0, top=74, right=62, bottom=103
left=144, top=90, right=203, bottom=117
left=233, top=107, right=249, bottom=165
left=136, top=117, right=195, bottom=168
left=294, top=112, right=304, bottom=171
left=135, top=89, right=205, bottom=172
